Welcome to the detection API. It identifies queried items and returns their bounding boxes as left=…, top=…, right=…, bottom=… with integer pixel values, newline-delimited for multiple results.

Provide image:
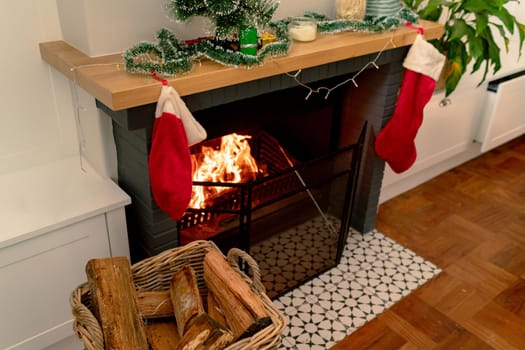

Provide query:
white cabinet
left=0, top=157, right=131, bottom=350
left=380, top=87, right=485, bottom=202
left=476, top=71, right=525, bottom=152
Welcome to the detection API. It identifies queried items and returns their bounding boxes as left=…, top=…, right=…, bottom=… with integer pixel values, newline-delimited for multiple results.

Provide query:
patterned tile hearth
left=250, top=215, right=342, bottom=299
left=270, top=229, right=442, bottom=349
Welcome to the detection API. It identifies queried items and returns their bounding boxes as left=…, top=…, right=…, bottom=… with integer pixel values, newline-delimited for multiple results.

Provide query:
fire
left=190, top=133, right=260, bottom=208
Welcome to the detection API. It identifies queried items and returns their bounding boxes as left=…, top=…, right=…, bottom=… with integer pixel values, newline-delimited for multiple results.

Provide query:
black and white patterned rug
left=272, top=229, right=441, bottom=349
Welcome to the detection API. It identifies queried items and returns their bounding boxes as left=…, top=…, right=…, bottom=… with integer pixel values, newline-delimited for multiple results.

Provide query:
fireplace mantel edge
left=39, top=20, right=442, bottom=111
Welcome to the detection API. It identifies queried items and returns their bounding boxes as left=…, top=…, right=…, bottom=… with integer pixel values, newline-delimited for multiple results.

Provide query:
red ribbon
left=406, top=22, right=425, bottom=35
left=152, top=71, right=168, bottom=86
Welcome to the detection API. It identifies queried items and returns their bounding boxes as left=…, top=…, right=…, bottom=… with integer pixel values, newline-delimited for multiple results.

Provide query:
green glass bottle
left=239, top=26, right=258, bottom=56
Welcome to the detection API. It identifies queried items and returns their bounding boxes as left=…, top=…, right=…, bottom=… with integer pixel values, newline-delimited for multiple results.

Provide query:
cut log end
left=203, top=250, right=271, bottom=340
left=170, top=265, right=205, bottom=336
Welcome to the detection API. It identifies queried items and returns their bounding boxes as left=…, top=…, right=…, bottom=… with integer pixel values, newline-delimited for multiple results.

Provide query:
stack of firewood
left=85, top=250, right=271, bottom=350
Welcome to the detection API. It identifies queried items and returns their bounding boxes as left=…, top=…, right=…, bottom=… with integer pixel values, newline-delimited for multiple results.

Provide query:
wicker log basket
left=70, top=240, right=286, bottom=350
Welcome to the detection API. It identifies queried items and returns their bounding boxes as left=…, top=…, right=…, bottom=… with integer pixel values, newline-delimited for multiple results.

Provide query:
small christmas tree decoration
left=168, top=0, right=279, bottom=40
left=204, top=0, right=240, bottom=16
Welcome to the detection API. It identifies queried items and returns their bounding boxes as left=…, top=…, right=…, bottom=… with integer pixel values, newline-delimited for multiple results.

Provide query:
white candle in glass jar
left=288, top=17, right=317, bottom=42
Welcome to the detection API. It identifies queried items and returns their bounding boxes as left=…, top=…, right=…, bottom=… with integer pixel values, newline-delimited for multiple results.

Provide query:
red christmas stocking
left=375, top=34, right=445, bottom=173
left=149, top=85, right=205, bottom=221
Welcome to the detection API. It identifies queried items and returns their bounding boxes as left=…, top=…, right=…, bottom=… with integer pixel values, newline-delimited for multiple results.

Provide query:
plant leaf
left=475, top=13, right=489, bottom=36
left=448, top=18, right=469, bottom=41
left=480, top=28, right=502, bottom=74
left=492, top=23, right=511, bottom=52
left=478, top=60, right=490, bottom=87
left=418, top=0, right=445, bottom=21
left=462, top=0, right=497, bottom=15
left=518, top=22, right=525, bottom=57
left=445, top=58, right=464, bottom=97
left=492, top=7, right=516, bottom=34
left=467, top=27, right=485, bottom=63
left=444, top=39, right=468, bottom=97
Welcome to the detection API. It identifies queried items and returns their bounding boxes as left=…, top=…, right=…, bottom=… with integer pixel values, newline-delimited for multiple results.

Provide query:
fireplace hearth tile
left=274, top=229, right=441, bottom=349
left=250, top=215, right=341, bottom=298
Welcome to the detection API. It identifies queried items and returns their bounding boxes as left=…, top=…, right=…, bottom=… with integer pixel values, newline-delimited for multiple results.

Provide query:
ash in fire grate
left=178, top=126, right=366, bottom=297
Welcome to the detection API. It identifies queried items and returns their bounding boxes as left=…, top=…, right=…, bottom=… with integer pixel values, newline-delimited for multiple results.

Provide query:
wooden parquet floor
left=332, top=135, right=525, bottom=350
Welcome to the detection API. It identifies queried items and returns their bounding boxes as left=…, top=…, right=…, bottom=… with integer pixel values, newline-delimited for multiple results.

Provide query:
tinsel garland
left=124, top=29, right=197, bottom=76
left=309, top=6, right=418, bottom=34
left=124, top=21, right=290, bottom=77
left=124, top=6, right=418, bottom=77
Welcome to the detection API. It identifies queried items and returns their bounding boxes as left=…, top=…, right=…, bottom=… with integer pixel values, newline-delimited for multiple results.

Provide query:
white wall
left=0, top=1, right=124, bottom=180
left=0, top=1, right=78, bottom=176
left=274, top=0, right=335, bottom=19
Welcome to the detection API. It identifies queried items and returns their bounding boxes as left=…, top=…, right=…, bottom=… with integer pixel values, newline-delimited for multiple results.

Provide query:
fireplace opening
left=178, top=82, right=366, bottom=297
left=102, top=52, right=406, bottom=284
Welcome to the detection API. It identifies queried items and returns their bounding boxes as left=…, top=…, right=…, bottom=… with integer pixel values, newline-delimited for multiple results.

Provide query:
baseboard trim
left=379, top=143, right=483, bottom=203
left=6, top=320, right=76, bottom=350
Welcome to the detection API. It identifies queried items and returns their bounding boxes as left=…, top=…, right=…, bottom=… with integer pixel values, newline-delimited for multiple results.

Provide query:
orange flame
left=190, top=134, right=259, bottom=208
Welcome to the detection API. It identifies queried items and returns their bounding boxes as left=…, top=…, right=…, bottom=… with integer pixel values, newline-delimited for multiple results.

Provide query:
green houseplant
left=403, top=0, right=525, bottom=97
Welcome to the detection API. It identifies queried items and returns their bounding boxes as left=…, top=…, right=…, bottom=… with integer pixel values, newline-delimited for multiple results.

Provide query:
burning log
left=203, top=250, right=271, bottom=340
left=190, top=133, right=260, bottom=209
left=85, top=257, right=149, bottom=350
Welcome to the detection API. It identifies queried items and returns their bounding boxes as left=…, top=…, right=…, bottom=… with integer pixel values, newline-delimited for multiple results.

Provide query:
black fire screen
left=178, top=125, right=365, bottom=298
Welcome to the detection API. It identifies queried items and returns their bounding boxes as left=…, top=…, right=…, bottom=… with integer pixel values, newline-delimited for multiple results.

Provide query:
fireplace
left=180, top=123, right=365, bottom=297
left=94, top=46, right=409, bottom=297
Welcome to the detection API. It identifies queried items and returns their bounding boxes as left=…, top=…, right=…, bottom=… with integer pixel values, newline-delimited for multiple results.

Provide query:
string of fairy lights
left=285, top=35, right=397, bottom=100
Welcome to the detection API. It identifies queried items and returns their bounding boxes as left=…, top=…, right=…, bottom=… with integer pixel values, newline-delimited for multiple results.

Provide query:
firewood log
left=137, top=290, right=173, bottom=319
left=207, top=291, right=227, bottom=328
left=85, top=256, right=149, bottom=350
left=203, top=250, right=271, bottom=340
left=145, top=320, right=181, bottom=350
left=175, top=313, right=234, bottom=350
left=170, top=265, right=205, bottom=336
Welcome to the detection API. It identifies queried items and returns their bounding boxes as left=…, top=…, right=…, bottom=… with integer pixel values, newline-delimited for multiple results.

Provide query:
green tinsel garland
left=124, top=6, right=418, bottom=77
left=124, top=21, right=290, bottom=76
left=308, top=6, right=418, bottom=34
left=124, top=29, right=197, bottom=76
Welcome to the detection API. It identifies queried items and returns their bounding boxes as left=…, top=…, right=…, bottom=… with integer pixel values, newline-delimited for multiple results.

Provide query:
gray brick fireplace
left=97, top=46, right=407, bottom=295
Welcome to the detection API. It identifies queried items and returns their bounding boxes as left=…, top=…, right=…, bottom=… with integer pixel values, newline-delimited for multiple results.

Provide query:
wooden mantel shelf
left=40, top=20, right=442, bottom=111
